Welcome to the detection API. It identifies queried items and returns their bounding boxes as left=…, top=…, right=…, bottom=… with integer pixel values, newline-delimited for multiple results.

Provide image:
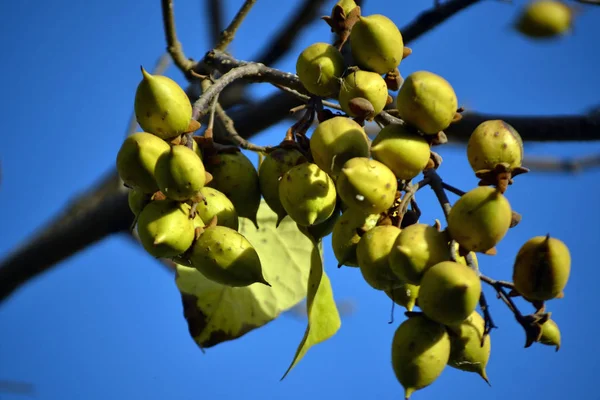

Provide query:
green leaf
left=281, top=240, right=342, bottom=380
left=175, top=200, right=313, bottom=349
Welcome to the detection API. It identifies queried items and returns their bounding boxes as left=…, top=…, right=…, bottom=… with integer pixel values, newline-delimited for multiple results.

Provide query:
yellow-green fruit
left=155, top=145, right=206, bottom=201
left=384, top=282, right=420, bottom=311
left=539, top=318, right=561, bottom=351
left=136, top=200, right=195, bottom=258
left=357, top=225, right=402, bottom=290
left=333, top=0, right=357, bottom=16
left=350, top=14, right=404, bottom=75
left=296, top=42, right=346, bottom=97
left=339, top=70, right=389, bottom=119
left=189, top=226, right=269, bottom=287
left=258, top=148, right=304, bottom=223
left=298, top=205, right=342, bottom=242
left=418, top=261, right=482, bottom=326
left=392, top=315, right=451, bottom=400
left=467, top=120, right=524, bottom=173
left=206, top=152, right=261, bottom=227
left=396, top=71, right=458, bottom=134
left=332, top=208, right=380, bottom=267
left=516, top=0, right=573, bottom=39
left=195, top=187, right=239, bottom=231
left=128, top=189, right=151, bottom=217
left=116, top=132, right=171, bottom=193
left=447, top=311, right=491, bottom=384
left=512, top=235, right=571, bottom=301
left=310, top=116, right=370, bottom=177
left=389, top=223, right=450, bottom=285
left=134, top=67, right=192, bottom=139
left=371, top=124, right=430, bottom=181
left=337, top=157, right=397, bottom=214
left=278, top=162, right=337, bottom=226
left=447, top=186, right=512, bottom=253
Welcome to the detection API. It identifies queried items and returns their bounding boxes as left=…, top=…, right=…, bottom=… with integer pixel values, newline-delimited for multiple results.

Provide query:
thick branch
left=215, top=0, right=258, bottom=51
left=445, top=111, right=600, bottom=142
left=253, top=0, right=329, bottom=66
left=161, top=0, right=195, bottom=73
left=401, top=0, right=481, bottom=44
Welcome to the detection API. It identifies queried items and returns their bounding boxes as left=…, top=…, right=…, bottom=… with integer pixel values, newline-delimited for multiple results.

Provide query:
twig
left=215, top=0, right=258, bottom=51
left=423, top=168, right=452, bottom=218
left=524, top=153, right=600, bottom=172
left=205, top=0, right=225, bottom=45
left=161, top=0, right=195, bottom=73
left=253, top=0, right=329, bottom=66
left=273, top=84, right=343, bottom=111
left=401, top=0, right=482, bottom=44
left=441, top=181, right=466, bottom=196
left=214, top=103, right=268, bottom=152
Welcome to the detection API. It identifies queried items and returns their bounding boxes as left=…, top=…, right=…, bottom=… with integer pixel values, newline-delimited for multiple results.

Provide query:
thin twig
left=524, top=153, right=600, bottom=172
left=205, top=0, right=225, bottom=45
left=214, top=103, right=268, bottom=152
left=423, top=169, right=452, bottom=218
left=161, top=0, right=195, bottom=73
left=273, top=84, right=343, bottom=111
left=441, top=182, right=466, bottom=196
left=216, top=0, right=258, bottom=51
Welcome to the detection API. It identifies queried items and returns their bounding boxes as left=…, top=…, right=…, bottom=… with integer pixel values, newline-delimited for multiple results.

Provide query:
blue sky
left=1, top=1, right=599, bottom=399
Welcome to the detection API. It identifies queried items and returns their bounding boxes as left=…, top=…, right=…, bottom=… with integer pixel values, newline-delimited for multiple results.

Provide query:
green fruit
left=418, top=261, right=482, bottom=326
left=189, top=225, right=269, bottom=287
left=136, top=200, right=195, bottom=258
left=116, top=132, right=171, bottom=193
left=384, top=282, right=420, bottom=311
left=357, top=225, right=402, bottom=290
left=512, top=235, right=571, bottom=301
left=371, top=123, right=430, bottom=181
left=154, top=145, right=206, bottom=201
left=310, top=116, right=370, bottom=177
left=539, top=318, right=561, bottom=351
left=516, top=0, right=573, bottom=39
left=278, top=162, right=337, bottom=226
left=447, top=311, right=491, bottom=384
left=206, top=151, right=261, bottom=228
left=298, top=204, right=342, bottom=242
left=332, top=208, right=380, bottom=267
left=195, top=187, right=239, bottom=231
left=258, top=148, right=304, bottom=223
left=447, top=186, right=512, bottom=253
left=467, top=120, right=524, bottom=173
left=350, top=14, right=404, bottom=75
left=336, top=157, right=397, bottom=214
left=134, top=67, right=192, bottom=139
left=296, top=42, right=346, bottom=97
left=396, top=71, right=458, bottom=134
left=339, top=70, right=389, bottom=119
left=392, top=315, right=451, bottom=400
left=128, top=188, right=151, bottom=217
left=388, top=223, right=450, bottom=285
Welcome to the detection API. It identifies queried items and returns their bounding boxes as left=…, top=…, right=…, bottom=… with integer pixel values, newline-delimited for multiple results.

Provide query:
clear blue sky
left=1, top=1, right=599, bottom=399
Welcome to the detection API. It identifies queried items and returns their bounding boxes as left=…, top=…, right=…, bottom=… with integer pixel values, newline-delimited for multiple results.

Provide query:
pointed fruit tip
left=153, top=234, right=168, bottom=246
left=479, top=370, right=491, bottom=387
left=259, top=277, right=272, bottom=287
left=404, top=386, right=414, bottom=400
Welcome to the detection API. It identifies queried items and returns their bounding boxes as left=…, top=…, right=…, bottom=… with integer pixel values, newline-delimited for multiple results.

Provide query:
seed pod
left=447, top=186, right=512, bottom=253
left=134, top=67, right=192, bottom=139
left=310, top=116, right=370, bottom=178
left=116, top=132, right=171, bottom=193
left=350, top=14, right=404, bottom=75
left=339, top=70, right=389, bottom=120
left=467, top=120, right=524, bottom=173
left=258, top=148, right=304, bottom=223
left=195, top=187, right=239, bottom=231
left=336, top=157, right=397, bottom=214
left=389, top=223, right=450, bottom=285
left=206, top=151, right=261, bottom=228
left=370, top=123, right=430, bottom=181
left=418, top=261, right=482, bottom=326
left=332, top=208, right=380, bottom=267
left=298, top=205, right=342, bottom=242
left=278, top=162, right=337, bottom=226
left=357, top=225, right=403, bottom=290
left=392, top=315, right=450, bottom=400
left=154, top=145, right=206, bottom=201
left=384, top=282, right=420, bottom=311
left=539, top=318, right=561, bottom=351
left=512, top=235, right=571, bottom=301
left=296, top=42, right=346, bottom=97
left=447, top=311, right=491, bottom=385
left=136, top=200, right=196, bottom=258
left=515, top=0, right=573, bottom=39
left=189, top=226, right=269, bottom=287
left=128, top=188, right=151, bottom=218
left=396, top=71, right=458, bottom=134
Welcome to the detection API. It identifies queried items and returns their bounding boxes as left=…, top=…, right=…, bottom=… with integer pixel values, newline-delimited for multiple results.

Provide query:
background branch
left=524, top=153, right=600, bottom=172
left=215, top=0, right=258, bottom=51
left=205, top=0, right=225, bottom=45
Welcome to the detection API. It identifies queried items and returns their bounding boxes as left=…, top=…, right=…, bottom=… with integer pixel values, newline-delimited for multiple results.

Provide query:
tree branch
left=205, top=0, right=225, bottom=45
left=524, top=153, right=600, bottom=172
left=215, top=0, right=258, bottom=51
left=253, top=0, right=329, bottom=66
left=161, top=0, right=195, bottom=73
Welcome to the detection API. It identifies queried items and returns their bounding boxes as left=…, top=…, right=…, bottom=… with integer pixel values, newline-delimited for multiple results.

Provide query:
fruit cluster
left=116, top=1, right=573, bottom=398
